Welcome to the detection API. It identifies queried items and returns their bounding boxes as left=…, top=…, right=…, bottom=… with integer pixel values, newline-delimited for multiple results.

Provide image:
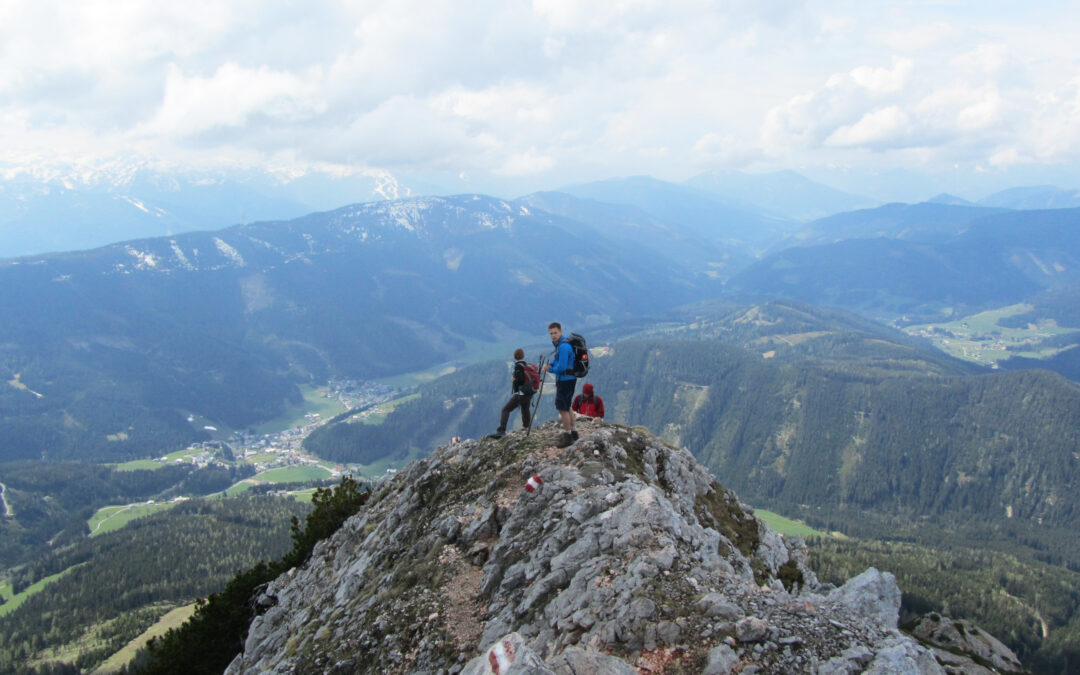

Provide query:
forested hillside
left=0, top=495, right=309, bottom=673
left=0, top=461, right=255, bottom=567
left=316, top=302, right=1080, bottom=560
left=588, top=340, right=1080, bottom=534
left=777, top=201, right=1007, bottom=248
left=303, top=360, right=536, bottom=464
left=811, top=537, right=1080, bottom=672
left=0, top=195, right=717, bottom=463
left=730, top=206, right=1080, bottom=320
left=298, top=301, right=1080, bottom=672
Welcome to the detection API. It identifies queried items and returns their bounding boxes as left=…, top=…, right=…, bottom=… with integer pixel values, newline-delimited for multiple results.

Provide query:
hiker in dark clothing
left=541, top=322, right=578, bottom=448
left=490, top=349, right=533, bottom=438
left=572, top=383, right=605, bottom=419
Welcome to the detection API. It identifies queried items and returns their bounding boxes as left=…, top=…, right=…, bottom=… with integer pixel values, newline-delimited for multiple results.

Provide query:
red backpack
left=521, top=362, right=542, bottom=391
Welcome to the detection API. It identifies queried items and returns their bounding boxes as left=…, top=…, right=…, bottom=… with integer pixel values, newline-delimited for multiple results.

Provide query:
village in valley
left=902, top=304, right=1079, bottom=368
left=122, top=379, right=403, bottom=493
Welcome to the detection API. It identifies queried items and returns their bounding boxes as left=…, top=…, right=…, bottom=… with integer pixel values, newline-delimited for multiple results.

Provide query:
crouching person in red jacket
left=572, top=383, right=605, bottom=419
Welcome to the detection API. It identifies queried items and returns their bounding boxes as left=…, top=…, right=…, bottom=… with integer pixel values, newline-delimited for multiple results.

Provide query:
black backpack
left=567, top=333, right=590, bottom=377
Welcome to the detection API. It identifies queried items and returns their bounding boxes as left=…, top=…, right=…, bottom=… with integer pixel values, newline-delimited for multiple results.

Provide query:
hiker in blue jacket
left=541, top=322, right=578, bottom=448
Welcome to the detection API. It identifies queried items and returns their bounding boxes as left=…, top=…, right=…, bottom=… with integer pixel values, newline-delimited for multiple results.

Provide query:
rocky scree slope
left=227, top=420, right=962, bottom=674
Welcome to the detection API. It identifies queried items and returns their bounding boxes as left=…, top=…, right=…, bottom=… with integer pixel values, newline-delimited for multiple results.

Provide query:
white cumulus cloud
left=139, top=63, right=323, bottom=137
left=1, top=0, right=1079, bottom=189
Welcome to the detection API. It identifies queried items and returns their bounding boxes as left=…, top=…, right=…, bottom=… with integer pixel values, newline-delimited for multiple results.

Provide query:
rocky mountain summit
left=225, top=419, right=1022, bottom=674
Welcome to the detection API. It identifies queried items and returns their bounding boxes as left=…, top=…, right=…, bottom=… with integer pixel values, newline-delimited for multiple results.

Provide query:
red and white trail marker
left=525, top=474, right=543, bottom=493
left=488, top=636, right=517, bottom=673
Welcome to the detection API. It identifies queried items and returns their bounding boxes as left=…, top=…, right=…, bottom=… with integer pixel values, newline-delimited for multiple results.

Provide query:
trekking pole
left=526, top=355, right=547, bottom=438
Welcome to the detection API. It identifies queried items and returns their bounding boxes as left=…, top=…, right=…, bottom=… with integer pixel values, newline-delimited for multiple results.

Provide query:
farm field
left=111, top=459, right=164, bottom=471
left=254, top=465, right=332, bottom=483
left=755, top=509, right=829, bottom=539
left=375, top=332, right=542, bottom=388
left=288, top=488, right=318, bottom=502
left=905, top=304, right=1080, bottom=365
left=347, top=445, right=426, bottom=482
left=92, top=603, right=197, bottom=673
left=223, top=480, right=256, bottom=495
left=253, top=385, right=347, bottom=435
left=163, top=447, right=203, bottom=463
left=0, top=565, right=83, bottom=618
left=357, top=393, right=420, bottom=425
left=88, top=502, right=179, bottom=537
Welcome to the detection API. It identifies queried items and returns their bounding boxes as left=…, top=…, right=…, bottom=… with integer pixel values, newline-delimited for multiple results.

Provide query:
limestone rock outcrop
left=908, top=613, right=1026, bottom=674
left=224, top=419, right=972, bottom=673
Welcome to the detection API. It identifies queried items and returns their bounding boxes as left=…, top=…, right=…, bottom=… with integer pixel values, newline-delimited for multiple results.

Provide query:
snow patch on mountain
left=170, top=240, right=194, bottom=270
left=213, top=237, right=246, bottom=266
left=125, top=245, right=158, bottom=270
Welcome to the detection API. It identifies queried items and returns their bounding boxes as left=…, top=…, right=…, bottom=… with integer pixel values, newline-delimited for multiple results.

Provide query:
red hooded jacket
left=572, top=383, right=605, bottom=418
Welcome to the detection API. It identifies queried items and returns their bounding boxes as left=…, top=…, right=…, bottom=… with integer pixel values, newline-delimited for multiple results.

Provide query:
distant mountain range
left=0, top=165, right=406, bottom=258
left=775, top=202, right=1009, bottom=248
left=733, top=205, right=1080, bottom=319
left=557, top=175, right=804, bottom=250
left=979, top=185, right=1080, bottom=210
left=3, top=168, right=879, bottom=258
left=0, top=195, right=721, bottom=462
left=518, top=190, right=754, bottom=278
left=6, top=175, right=1080, bottom=463
left=683, top=169, right=876, bottom=221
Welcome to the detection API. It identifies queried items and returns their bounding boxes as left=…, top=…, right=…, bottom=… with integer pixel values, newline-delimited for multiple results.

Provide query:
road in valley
left=0, top=480, right=11, bottom=517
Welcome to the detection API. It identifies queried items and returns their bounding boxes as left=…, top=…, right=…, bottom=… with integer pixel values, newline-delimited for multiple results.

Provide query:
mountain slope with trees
left=0, top=195, right=718, bottom=463
left=729, top=206, right=1080, bottom=320
left=559, top=175, right=797, bottom=248
left=0, top=495, right=310, bottom=673
left=683, top=169, right=876, bottom=222
left=315, top=301, right=1080, bottom=561
left=775, top=201, right=1008, bottom=249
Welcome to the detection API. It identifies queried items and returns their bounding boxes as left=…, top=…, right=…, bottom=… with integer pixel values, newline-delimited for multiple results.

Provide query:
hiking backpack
left=521, top=361, right=542, bottom=392
left=567, top=333, right=590, bottom=377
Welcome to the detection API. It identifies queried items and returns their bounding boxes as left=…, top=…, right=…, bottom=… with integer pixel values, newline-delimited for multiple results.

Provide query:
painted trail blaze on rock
left=487, top=634, right=516, bottom=673
left=525, top=474, right=542, bottom=492
left=223, top=419, right=1020, bottom=674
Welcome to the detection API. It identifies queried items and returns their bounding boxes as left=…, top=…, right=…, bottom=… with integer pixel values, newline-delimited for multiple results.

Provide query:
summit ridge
left=225, top=420, right=1015, bottom=674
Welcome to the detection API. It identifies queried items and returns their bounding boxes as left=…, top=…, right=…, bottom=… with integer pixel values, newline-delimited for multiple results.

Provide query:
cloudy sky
left=3, top=0, right=1080, bottom=197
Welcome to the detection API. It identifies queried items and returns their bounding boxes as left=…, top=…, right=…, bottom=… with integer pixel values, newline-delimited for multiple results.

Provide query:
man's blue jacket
left=550, top=337, right=576, bottom=382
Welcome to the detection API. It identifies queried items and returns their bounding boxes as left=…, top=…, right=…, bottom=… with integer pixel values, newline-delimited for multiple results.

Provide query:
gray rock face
left=909, top=613, right=1026, bottom=674
left=736, top=616, right=770, bottom=643
left=828, top=567, right=903, bottom=628
left=222, top=419, right=1004, bottom=674
left=703, top=644, right=739, bottom=674
left=547, top=646, right=638, bottom=674
left=698, top=592, right=742, bottom=620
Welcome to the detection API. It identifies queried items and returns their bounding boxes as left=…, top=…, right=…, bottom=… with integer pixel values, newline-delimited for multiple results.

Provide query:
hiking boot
left=489, top=431, right=506, bottom=439
left=571, top=429, right=579, bottom=442
left=556, top=432, right=573, bottom=448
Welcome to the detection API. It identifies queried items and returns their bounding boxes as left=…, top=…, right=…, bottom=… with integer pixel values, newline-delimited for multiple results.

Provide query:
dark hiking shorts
left=554, top=378, right=577, bottom=411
